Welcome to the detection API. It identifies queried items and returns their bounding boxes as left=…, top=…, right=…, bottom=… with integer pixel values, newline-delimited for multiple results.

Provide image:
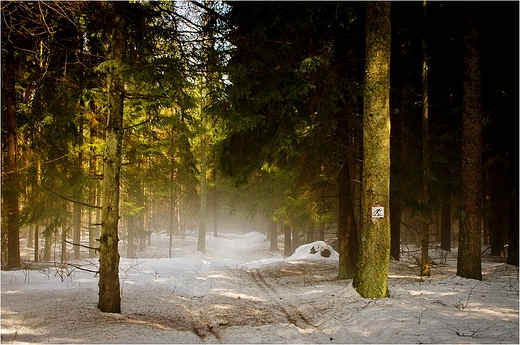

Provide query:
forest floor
left=1, top=231, right=518, bottom=344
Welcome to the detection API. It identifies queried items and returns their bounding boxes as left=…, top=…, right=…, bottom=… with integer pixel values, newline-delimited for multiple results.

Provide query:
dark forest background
left=2, top=1, right=518, bottom=272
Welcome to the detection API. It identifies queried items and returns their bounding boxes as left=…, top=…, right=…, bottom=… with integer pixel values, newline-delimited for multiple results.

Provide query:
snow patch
left=1, top=231, right=518, bottom=344
left=289, top=240, right=339, bottom=260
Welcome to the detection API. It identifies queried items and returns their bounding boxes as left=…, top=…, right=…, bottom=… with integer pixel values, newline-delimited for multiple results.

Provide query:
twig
left=10, top=314, right=27, bottom=344
left=481, top=246, right=491, bottom=254
left=455, top=282, right=480, bottom=310
left=42, top=184, right=101, bottom=209
left=64, top=240, right=100, bottom=253
left=65, top=263, right=99, bottom=276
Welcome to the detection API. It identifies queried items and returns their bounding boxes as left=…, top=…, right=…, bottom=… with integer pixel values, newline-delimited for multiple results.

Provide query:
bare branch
left=65, top=240, right=100, bottom=253
left=41, top=184, right=101, bottom=209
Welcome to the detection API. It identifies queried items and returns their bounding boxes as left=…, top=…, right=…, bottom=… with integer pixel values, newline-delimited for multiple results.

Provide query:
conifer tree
left=457, top=5, right=483, bottom=281
left=353, top=1, right=392, bottom=298
left=1, top=38, right=20, bottom=269
left=420, top=0, right=431, bottom=277
left=98, top=2, right=126, bottom=313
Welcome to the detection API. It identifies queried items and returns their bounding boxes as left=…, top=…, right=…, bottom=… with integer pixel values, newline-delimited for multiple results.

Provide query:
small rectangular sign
left=371, top=207, right=384, bottom=218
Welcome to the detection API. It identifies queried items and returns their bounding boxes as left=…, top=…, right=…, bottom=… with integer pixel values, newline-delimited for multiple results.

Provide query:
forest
left=1, top=0, right=518, bottom=315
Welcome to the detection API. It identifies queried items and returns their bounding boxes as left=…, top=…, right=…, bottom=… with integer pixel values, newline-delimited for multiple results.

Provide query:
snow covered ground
left=1, top=231, right=518, bottom=344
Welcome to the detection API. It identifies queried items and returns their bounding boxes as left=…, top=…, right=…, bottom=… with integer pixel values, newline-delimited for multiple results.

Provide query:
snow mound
left=289, top=241, right=339, bottom=260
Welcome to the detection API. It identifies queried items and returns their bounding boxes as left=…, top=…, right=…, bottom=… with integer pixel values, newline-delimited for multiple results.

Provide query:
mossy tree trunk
left=457, top=5, right=482, bottom=281
left=353, top=1, right=391, bottom=298
left=98, top=4, right=126, bottom=313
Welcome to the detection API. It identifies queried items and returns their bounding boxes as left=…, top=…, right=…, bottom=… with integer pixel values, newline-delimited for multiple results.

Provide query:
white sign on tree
left=371, top=206, right=384, bottom=218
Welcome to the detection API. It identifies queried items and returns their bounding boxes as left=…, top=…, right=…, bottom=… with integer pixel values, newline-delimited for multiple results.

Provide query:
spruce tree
left=353, top=1, right=392, bottom=298
left=457, top=5, right=483, bottom=281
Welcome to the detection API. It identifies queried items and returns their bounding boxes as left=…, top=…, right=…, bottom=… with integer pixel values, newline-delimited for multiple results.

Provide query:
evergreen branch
left=41, top=184, right=101, bottom=209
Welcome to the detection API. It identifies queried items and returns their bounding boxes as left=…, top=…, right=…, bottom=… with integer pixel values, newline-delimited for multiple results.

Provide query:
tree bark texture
left=420, top=0, right=430, bottom=277
left=98, top=4, right=125, bottom=313
left=283, top=224, right=292, bottom=257
left=457, top=6, right=482, bottom=281
left=89, top=100, right=99, bottom=258
left=306, top=222, right=314, bottom=244
left=440, top=200, right=451, bottom=251
left=212, top=169, right=218, bottom=238
left=507, top=187, right=519, bottom=266
left=353, top=1, right=391, bottom=298
left=338, top=159, right=358, bottom=279
left=291, top=225, right=299, bottom=254
left=198, top=98, right=207, bottom=254
left=487, top=157, right=509, bottom=257
left=74, top=117, right=84, bottom=260
left=389, top=17, right=403, bottom=262
left=34, top=223, right=40, bottom=262
left=2, top=38, right=21, bottom=269
left=269, top=221, right=279, bottom=252
left=507, top=116, right=519, bottom=265
left=61, top=225, right=68, bottom=262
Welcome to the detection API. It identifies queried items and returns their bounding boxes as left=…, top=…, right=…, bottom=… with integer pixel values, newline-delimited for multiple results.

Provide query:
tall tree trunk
left=61, top=225, right=68, bottom=263
left=292, top=225, right=299, bottom=252
left=140, top=205, right=146, bottom=250
left=457, top=5, right=483, bottom=281
left=420, top=0, right=431, bottom=277
left=198, top=96, right=207, bottom=253
left=440, top=199, right=451, bottom=251
left=269, top=221, right=279, bottom=251
left=138, top=179, right=146, bottom=250
left=507, top=122, right=519, bottom=266
left=353, top=1, right=391, bottom=298
left=507, top=187, right=519, bottom=266
left=212, top=169, right=218, bottom=237
left=197, top=1, right=212, bottom=253
left=34, top=223, right=40, bottom=262
left=43, top=214, right=52, bottom=262
left=74, top=117, right=84, bottom=260
left=390, top=9, right=404, bottom=262
left=73, top=203, right=82, bottom=260
left=389, top=119, right=402, bottom=259
left=306, top=222, right=314, bottom=244
left=488, top=159, right=509, bottom=257
left=169, top=167, right=176, bottom=258
left=283, top=224, right=292, bottom=257
left=98, top=4, right=125, bottom=313
left=89, top=100, right=99, bottom=258
left=336, top=102, right=359, bottom=279
left=34, top=159, right=42, bottom=262
left=2, top=39, right=21, bottom=269
left=28, top=224, right=34, bottom=248
left=338, top=158, right=358, bottom=279
left=126, top=214, right=135, bottom=258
